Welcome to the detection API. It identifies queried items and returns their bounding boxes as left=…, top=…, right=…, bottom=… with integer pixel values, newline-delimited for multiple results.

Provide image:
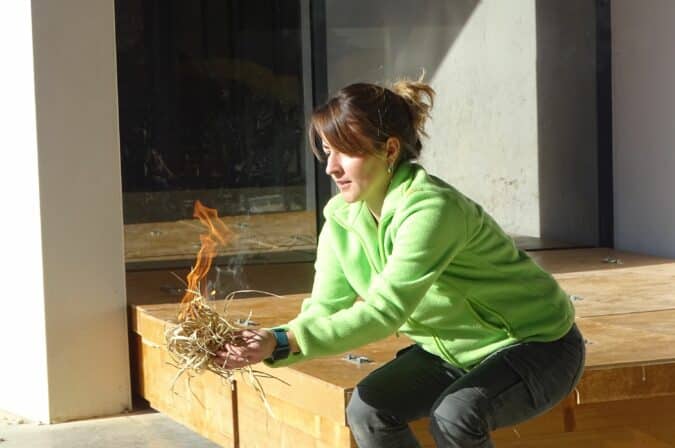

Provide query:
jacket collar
left=331, top=161, right=417, bottom=228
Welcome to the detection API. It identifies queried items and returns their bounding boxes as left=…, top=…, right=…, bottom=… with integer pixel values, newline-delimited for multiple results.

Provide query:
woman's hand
left=214, top=329, right=276, bottom=369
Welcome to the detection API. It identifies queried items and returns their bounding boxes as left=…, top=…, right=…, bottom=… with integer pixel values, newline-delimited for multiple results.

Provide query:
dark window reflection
left=115, top=0, right=317, bottom=268
left=115, top=0, right=310, bottom=224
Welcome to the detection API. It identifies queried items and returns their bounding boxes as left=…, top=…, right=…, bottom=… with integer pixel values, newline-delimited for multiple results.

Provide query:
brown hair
left=308, top=76, right=435, bottom=164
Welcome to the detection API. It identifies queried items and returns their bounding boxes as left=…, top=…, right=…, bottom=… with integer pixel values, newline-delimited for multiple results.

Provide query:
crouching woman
left=216, top=79, right=585, bottom=448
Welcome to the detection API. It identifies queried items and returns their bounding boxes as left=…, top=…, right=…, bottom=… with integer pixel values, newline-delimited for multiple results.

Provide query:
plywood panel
left=129, top=248, right=675, bottom=447
left=557, top=264, right=675, bottom=317
left=576, top=363, right=675, bottom=404
left=577, top=310, right=675, bottom=369
left=132, top=293, right=675, bottom=384
left=573, top=395, right=675, bottom=446
left=236, top=375, right=354, bottom=448
left=494, top=428, right=671, bottom=448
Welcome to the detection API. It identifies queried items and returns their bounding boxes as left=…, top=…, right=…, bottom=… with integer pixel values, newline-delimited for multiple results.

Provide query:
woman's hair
left=308, top=75, right=435, bottom=164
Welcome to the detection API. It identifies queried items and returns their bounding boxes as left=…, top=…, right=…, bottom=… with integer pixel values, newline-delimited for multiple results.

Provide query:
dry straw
left=164, top=285, right=284, bottom=414
left=163, top=201, right=285, bottom=415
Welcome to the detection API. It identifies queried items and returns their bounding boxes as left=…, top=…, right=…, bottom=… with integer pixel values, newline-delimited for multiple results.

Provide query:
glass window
left=115, top=0, right=318, bottom=270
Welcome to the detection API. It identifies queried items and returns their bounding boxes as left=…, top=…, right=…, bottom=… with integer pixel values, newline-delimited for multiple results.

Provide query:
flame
left=178, top=200, right=233, bottom=320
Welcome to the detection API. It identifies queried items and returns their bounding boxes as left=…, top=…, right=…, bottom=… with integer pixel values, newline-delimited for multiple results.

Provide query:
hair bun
left=391, top=72, right=435, bottom=140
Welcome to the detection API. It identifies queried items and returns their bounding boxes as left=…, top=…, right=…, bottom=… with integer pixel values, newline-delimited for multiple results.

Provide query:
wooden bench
left=496, top=428, right=671, bottom=448
left=129, top=248, right=675, bottom=447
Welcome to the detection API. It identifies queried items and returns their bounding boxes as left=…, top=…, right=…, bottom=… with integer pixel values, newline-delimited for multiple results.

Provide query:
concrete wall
left=324, top=0, right=598, bottom=245
left=612, top=1, right=675, bottom=258
left=0, top=0, right=131, bottom=422
left=422, top=1, right=540, bottom=237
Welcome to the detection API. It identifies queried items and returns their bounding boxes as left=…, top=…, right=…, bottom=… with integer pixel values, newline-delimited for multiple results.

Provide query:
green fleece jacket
left=268, top=161, right=575, bottom=370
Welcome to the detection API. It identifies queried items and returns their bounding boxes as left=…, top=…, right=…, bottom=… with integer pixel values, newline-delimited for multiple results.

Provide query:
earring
left=387, top=164, right=393, bottom=174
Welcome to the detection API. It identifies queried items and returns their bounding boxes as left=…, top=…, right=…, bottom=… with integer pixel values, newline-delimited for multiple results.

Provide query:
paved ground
left=0, top=406, right=220, bottom=448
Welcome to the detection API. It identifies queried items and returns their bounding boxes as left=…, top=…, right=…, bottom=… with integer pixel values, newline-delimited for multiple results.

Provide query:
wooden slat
left=494, top=427, right=671, bottom=448
left=577, top=310, right=675, bottom=369
left=557, top=264, right=675, bottom=317
left=236, top=376, right=353, bottom=448
left=133, top=334, right=236, bottom=447
left=572, top=395, right=675, bottom=446
left=576, top=363, right=675, bottom=404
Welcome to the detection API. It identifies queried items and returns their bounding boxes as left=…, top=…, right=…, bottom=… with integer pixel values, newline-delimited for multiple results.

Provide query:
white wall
left=612, top=1, right=675, bottom=258
left=0, top=1, right=51, bottom=423
left=0, top=0, right=131, bottom=422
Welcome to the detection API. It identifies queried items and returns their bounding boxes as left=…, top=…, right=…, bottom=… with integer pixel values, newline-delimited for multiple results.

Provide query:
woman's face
left=322, top=140, right=390, bottom=205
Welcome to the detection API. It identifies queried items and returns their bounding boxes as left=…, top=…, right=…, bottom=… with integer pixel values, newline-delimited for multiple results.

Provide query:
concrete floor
left=0, top=406, right=220, bottom=448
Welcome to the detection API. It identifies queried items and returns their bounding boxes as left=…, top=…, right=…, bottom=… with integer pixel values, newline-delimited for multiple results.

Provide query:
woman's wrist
left=286, top=330, right=300, bottom=354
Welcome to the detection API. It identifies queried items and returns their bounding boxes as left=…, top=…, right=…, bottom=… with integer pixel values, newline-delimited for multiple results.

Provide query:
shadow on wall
left=326, top=0, right=602, bottom=248
left=325, top=0, right=480, bottom=90
left=536, top=1, right=600, bottom=247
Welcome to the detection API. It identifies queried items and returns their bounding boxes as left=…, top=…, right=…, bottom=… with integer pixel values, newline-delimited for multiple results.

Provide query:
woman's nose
left=325, top=154, right=341, bottom=176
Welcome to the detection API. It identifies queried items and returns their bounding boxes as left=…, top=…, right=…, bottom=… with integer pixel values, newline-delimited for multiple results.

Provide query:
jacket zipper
left=332, top=207, right=468, bottom=366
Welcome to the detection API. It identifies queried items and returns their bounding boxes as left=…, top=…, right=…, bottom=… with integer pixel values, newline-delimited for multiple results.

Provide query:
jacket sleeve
left=267, top=191, right=469, bottom=367
left=263, top=222, right=357, bottom=367
left=293, top=224, right=358, bottom=320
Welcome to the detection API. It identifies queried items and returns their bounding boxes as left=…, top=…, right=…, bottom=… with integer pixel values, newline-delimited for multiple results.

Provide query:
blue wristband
left=267, top=328, right=290, bottom=361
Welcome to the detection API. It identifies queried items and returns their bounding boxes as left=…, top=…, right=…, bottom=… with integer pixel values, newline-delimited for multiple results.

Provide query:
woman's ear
left=385, top=137, right=401, bottom=164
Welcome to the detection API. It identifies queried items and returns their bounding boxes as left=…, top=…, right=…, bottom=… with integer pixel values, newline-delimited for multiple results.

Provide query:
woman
left=216, top=79, right=585, bottom=448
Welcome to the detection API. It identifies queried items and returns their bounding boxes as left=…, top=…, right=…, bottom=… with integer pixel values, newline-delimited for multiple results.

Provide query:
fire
left=178, top=200, right=233, bottom=320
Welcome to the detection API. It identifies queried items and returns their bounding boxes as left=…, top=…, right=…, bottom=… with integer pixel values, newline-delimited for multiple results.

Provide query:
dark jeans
left=346, top=324, right=585, bottom=448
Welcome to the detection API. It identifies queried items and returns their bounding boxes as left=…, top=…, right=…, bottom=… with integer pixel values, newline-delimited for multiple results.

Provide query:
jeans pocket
left=503, top=332, right=585, bottom=413
left=488, top=380, right=540, bottom=429
left=502, top=347, right=550, bottom=410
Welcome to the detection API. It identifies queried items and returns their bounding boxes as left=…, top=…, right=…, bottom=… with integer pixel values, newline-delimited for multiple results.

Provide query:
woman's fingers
left=212, top=329, right=274, bottom=369
left=225, top=343, right=245, bottom=355
left=213, top=350, right=249, bottom=368
left=240, top=329, right=261, bottom=340
left=213, top=345, right=260, bottom=368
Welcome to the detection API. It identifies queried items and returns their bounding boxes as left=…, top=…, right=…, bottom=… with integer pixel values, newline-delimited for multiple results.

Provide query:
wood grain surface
left=130, top=247, right=675, bottom=447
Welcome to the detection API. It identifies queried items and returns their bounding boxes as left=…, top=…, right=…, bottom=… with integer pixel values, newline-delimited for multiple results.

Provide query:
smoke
left=212, top=255, right=249, bottom=299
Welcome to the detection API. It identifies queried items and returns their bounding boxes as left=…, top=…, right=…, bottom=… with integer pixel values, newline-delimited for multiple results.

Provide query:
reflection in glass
left=115, top=0, right=317, bottom=268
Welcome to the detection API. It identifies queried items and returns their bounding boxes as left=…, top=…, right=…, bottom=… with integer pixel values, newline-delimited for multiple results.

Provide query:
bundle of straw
left=165, top=290, right=239, bottom=385
left=162, top=201, right=282, bottom=412
left=164, top=285, right=283, bottom=414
